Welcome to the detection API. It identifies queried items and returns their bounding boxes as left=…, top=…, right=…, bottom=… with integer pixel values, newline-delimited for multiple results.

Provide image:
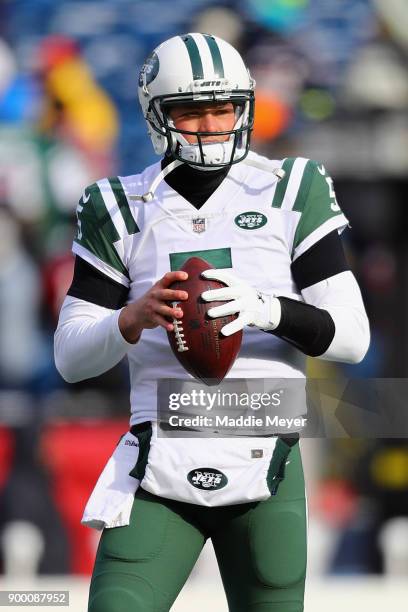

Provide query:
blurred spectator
left=313, top=438, right=408, bottom=575
left=0, top=208, right=48, bottom=388
left=42, top=252, right=75, bottom=324
left=0, top=424, right=69, bottom=574
left=40, top=419, right=129, bottom=574
left=0, top=37, right=39, bottom=123
left=36, top=35, right=119, bottom=177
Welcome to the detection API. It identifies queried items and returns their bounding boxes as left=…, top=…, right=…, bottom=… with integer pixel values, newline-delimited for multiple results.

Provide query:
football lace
left=171, top=302, right=189, bottom=352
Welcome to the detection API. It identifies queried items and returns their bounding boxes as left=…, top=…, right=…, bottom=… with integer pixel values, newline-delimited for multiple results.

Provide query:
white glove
left=201, top=269, right=281, bottom=337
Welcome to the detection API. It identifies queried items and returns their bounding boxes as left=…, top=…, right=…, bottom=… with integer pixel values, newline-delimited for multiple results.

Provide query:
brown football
left=167, top=257, right=242, bottom=386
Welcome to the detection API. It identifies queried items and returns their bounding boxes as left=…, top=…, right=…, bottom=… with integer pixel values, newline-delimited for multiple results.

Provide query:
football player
left=55, top=33, right=370, bottom=612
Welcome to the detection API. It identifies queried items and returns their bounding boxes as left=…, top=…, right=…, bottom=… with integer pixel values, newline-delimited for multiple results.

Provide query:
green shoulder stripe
left=292, top=161, right=344, bottom=255
left=108, top=177, right=139, bottom=235
left=87, top=182, right=121, bottom=244
left=74, top=183, right=129, bottom=277
left=271, top=158, right=295, bottom=208
left=292, top=160, right=315, bottom=213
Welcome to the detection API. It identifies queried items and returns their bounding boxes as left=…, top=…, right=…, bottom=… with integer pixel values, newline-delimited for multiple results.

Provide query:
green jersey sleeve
left=73, top=178, right=138, bottom=286
left=291, top=160, right=348, bottom=261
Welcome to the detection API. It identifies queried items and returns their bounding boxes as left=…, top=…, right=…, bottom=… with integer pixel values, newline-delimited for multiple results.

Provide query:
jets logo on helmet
left=138, top=51, right=159, bottom=88
left=138, top=33, right=255, bottom=169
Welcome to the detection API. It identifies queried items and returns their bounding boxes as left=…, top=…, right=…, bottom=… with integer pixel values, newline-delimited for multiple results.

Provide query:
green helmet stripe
left=181, top=35, right=204, bottom=80
left=203, top=34, right=225, bottom=78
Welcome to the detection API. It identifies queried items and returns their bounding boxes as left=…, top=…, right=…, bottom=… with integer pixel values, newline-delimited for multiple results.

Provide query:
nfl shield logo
left=192, top=217, right=206, bottom=233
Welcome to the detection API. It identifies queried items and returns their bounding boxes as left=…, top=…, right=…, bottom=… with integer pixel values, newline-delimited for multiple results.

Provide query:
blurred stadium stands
left=0, top=0, right=407, bottom=609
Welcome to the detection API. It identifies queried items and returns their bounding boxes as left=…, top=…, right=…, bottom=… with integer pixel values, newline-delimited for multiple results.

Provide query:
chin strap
left=128, top=159, right=184, bottom=202
left=242, top=157, right=286, bottom=180
left=129, top=157, right=285, bottom=203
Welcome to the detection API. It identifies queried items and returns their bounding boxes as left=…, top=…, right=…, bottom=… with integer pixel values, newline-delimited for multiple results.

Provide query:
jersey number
left=318, top=164, right=340, bottom=212
left=325, top=176, right=340, bottom=212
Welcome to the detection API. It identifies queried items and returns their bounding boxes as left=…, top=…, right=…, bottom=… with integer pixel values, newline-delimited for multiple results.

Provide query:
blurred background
left=0, top=0, right=407, bottom=609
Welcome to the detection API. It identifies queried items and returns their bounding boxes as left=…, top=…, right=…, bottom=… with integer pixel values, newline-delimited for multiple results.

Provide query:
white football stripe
left=97, top=178, right=127, bottom=236
left=280, top=157, right=309, bottom=211
left=97, top=178, right=127, bottom=263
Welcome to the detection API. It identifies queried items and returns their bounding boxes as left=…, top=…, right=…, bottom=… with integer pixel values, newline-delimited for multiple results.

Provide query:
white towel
left=81, top=431, right=140, bottom=530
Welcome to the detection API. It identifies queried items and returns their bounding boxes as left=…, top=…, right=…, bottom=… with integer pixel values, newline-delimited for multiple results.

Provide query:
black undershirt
left=68, top=161, right=349, bottom=357
left=161, top=155, right=229, bottom=209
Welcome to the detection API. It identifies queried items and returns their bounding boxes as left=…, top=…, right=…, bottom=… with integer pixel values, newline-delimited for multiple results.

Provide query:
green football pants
left=88, top=442, right=307, bottom=612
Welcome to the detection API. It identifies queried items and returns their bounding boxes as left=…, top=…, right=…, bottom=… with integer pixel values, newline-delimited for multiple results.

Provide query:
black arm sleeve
left=267, top=230, right=348, bottom=355
left=269, top=298, right=335, bottom=356
left=67, top=257, right=129, bottom=309
left=291, top=230, right=349, bottom=290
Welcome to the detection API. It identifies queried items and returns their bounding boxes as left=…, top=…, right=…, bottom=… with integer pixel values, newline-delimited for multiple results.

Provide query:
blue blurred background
left=0, top=0, right=407, bottom=594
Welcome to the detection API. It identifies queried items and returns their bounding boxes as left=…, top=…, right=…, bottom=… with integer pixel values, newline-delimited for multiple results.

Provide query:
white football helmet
left=138, top=33, right=255, bottom=169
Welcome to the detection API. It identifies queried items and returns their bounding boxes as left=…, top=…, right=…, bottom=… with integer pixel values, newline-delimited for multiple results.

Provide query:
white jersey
left=73, top=151, right=348, bottom=426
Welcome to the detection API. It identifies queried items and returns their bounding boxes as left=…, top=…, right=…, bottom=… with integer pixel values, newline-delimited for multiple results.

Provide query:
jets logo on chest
left=192, top=217, right=207, bottom=233
left=234, top=211, right=267, bottom=230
